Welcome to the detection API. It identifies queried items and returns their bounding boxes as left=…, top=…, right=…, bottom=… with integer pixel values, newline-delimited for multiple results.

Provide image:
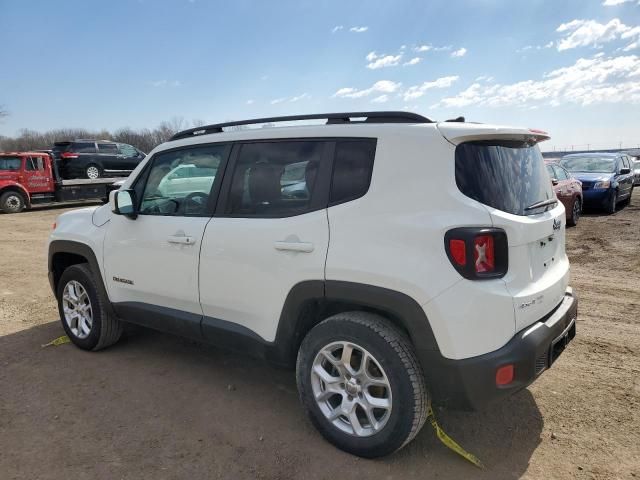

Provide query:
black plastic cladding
left=170, top=111, right=434, bottom=141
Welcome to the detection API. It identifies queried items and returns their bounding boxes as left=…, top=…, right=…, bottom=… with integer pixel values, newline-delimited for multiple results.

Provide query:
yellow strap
left=428, top=405, right=485, bottom=469
left=41, top=335, right=71, bottom=348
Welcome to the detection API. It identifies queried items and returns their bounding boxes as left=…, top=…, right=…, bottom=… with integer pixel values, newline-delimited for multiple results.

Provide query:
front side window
left=226, top=141, right=324, bottom=217
left=98, top=143, right=118, bottom=153
left=139, top=145, right=225, bottom=216
left=555, top=165, right=568, bottom=180
left=0, top=157, right=22, bottom=171
left=456, top=141, right=554, bottom=216
left=119, top=144, right=139, bottom=158
left=560, top=156, right=616, bottom=173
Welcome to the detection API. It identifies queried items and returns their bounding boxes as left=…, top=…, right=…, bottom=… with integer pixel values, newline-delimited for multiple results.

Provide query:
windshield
left=455, top=141, right=554, bottom=216
left=560, top=156, right=616, bottom=173
left=0, top=157, right=22, bottom=171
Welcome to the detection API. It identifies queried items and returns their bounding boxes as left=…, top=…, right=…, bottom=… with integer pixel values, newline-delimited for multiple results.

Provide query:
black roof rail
left=170, top=111, right=434, bottom=141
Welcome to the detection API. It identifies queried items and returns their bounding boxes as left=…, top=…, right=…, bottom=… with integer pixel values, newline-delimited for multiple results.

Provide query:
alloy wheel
left=62, top=280, right=93, bottom=339
left=86, top=166, right=100, bottom=179
left=311, top=341, right=392, bottom=437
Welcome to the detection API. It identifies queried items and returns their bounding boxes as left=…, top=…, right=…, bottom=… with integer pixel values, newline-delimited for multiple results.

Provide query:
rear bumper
left=424, top=288, right=577, bottom=410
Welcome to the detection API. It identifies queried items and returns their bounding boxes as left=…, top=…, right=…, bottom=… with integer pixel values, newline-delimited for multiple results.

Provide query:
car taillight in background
left=60, top=152, right=79, bottom=159
left=444, top=227, right=508, bottom=279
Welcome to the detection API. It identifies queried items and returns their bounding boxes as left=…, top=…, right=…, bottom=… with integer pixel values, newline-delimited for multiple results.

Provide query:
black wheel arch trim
left=48, top=240, right=116, bottom=317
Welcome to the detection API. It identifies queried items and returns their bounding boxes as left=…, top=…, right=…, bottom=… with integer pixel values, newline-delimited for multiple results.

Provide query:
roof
left=0, top=151, right=52, bottom=156
left=562, top=152, right=621, bottom=158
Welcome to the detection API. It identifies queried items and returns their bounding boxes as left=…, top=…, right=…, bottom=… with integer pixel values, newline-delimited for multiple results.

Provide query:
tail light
left=60, top=152, right=79, bottom=159
left=444, top=228, right=508, bottom=279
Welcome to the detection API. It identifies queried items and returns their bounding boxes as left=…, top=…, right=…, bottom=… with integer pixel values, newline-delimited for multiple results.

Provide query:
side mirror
left=110, top=189, right=137, bottom=219
left=551, top=178, right=559, bottom=186
left=620, top=168, right=631, bottom=175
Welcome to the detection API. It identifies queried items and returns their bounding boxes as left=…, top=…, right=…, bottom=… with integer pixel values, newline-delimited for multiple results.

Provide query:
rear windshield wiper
left=524, top=198, right=558, bottom=211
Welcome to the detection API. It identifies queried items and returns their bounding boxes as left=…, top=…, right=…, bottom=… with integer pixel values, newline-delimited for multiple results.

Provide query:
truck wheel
left=85, top=164, right=101, bottom=179
left=0, top=191, right=26, bottom=214
left=56, top=264, right=122, bottom=351
left=296, top=312, right=428, bottom=458
left=567, top=198, right=581, bottom=227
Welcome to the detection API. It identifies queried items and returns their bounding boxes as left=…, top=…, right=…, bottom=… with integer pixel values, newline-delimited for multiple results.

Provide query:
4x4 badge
left=553, top=219, right=561, bottom=231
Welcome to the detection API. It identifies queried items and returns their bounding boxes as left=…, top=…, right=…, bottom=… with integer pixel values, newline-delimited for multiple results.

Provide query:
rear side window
left=330, top=139, right=376, bottom=205
left=98, top=143, right=118, bottom=153
left=72, top=142, right=96, bottom=153
left=455, top=141, right=554, bottom=216
left=119, top=144, right=139, bottom=157
left=226, top=141, right=325, bottom=217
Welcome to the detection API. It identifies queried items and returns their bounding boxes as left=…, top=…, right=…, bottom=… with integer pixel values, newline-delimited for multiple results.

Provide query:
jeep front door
left=103, top=144, right=229, bottom=336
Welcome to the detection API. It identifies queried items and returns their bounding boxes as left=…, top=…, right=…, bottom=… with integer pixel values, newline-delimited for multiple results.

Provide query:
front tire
left=0, top=191, right=26, bottom=214
left=567, top=198, right=581, bottom=227
left=606, top=190, right=617, bottom=214
left=296, top=312, right=428, bottom=458
left=56, top=264, right=122, bottom=351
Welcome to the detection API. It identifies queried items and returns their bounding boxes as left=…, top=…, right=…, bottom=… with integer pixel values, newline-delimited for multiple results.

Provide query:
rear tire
left=0, top=191, right=26, bottom=214
left=85, top=164, right=101, bottom=179
left=56, top=264, right=122, bottom=351
left=296, top=312, right=428, bottom=458
left=567, top=198, right=581, bottom=227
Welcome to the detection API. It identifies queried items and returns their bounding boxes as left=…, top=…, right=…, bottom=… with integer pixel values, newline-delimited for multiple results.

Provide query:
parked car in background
left=633, top=159, right=640, bottom=186
left=52, top=140, right=145, bottom=179
left=560, top=153, right=634, bottom=213
left=545, top=161, right=582, bottom=226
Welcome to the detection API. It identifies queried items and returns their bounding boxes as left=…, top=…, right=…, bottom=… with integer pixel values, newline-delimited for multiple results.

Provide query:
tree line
left=0, top=117, right=205, bottom=154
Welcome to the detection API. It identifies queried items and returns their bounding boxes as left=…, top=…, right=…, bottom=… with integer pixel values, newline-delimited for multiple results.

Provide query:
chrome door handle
left=274, top=241, right=314, bottom=253
left=167, top=235, right=195, bottom=245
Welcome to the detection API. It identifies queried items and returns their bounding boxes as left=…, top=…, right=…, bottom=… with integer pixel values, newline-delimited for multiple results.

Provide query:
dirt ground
left=1, top=199, right=639, bottom=480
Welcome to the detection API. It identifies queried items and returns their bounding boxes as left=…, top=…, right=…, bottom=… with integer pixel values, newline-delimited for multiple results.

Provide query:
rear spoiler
left=436, top=122, right=550, bottom=145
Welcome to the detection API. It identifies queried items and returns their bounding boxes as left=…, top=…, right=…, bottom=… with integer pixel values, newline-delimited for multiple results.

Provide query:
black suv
left=52, top=140, right=146, bottom=179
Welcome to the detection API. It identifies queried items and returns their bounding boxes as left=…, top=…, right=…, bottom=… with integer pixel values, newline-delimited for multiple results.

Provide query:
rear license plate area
left=549, top=320, right=576, bottom=366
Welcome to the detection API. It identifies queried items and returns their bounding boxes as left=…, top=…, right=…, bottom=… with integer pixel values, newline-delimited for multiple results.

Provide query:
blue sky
left=1, top=0, right=639, bottom=151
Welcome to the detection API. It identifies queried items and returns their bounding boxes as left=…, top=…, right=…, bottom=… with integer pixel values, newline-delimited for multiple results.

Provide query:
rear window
left=330, top=139, right=376, bottom=205
left=455, top=141, right=554, bottom=216
left=560, top=156, right=616, bottom=173
left=0, top=157, right=22, bottom=171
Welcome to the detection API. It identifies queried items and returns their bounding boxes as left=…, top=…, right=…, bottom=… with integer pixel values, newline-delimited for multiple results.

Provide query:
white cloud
left=415, top=45, right=433, bottom=52
left=366, top=51, right=403, bottom=69
left=403, top=57, right=421, bottom=66
left=403, top=76, right=459, bottom=101
left=350, top=26, right=368, bottom=33
left=246, top=99, right=254, bottom=105
left=414, top=44, right=451, bottom=53
left=333, top=80, right=402, bottom=99
left=602, top=0, right=636, bottom=5
left=433, top=54, right=640, bottom=109
left=289, top=93, right=310, bottom=102
left=331, top=25, right=343, bottom=33
left=556, top=18, right=635, bottom=51
left=270, top=98, right=286, bottom=105
left=371, top=94, right=389, bottom=103
left=475, top=75, right=495, bottom=82
left=451, top=47, right=467, bottom=58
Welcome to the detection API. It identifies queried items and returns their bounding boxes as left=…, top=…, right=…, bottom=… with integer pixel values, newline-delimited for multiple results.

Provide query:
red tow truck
left=0, top=151, right=125, bottom=214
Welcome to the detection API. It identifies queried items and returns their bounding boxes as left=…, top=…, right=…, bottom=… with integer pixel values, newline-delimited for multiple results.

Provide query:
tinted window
left=560, top=156, right=615, bottom=173
left=72, top=142, right=96, bottom=153
left=0, top=157, right=21, bottom=171
left=139, top=145, right=225, bottom=216
left=456, top=141, right=554, bottom=216
left=555, top=165, right=568, bottom=180
left=119, top=144, right=139, bottom=157
left=226, top=141, right=324, bottom=217
left=25, top=157, right=44, bottom=171
left=98, top=143, right=118, bottom=153
left=330, top=140, right=376, bottom=205
left=621, top=157, right=630, bottom=169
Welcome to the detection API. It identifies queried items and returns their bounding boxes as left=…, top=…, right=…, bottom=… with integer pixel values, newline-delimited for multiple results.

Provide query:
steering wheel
left=182, top=192, right=210, bottom=214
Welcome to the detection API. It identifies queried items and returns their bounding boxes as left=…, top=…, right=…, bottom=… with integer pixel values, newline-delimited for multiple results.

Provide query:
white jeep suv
left=48, top=112, right=577, bottom=458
